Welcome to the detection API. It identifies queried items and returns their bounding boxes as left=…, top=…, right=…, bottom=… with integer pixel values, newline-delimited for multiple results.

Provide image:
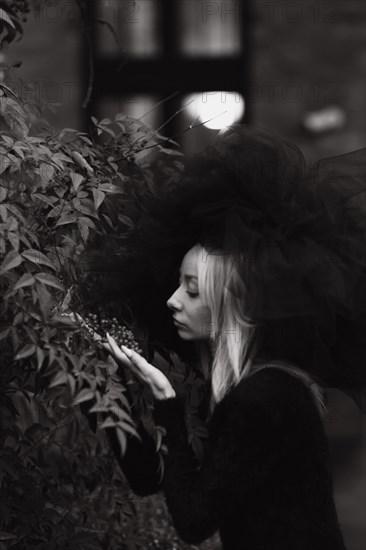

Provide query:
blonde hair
left=192, top=243, right=326, bottom=416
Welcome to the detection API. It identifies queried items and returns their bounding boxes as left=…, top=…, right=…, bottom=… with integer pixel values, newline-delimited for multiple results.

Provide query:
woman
left=93, top=125, right=366, bottom=549
left=104, top=244, right=345, bottom=550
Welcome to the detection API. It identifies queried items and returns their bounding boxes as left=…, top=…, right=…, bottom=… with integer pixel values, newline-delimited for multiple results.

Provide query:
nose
left=167, top=287, right=182, bottom=312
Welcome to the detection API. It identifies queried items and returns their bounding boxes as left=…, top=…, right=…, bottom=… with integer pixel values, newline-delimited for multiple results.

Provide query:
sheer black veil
left=78, top=125, right=366, bottom=412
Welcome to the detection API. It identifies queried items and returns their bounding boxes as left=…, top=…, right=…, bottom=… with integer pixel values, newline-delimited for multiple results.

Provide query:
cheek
left=196, top=304, right=211, bottom=325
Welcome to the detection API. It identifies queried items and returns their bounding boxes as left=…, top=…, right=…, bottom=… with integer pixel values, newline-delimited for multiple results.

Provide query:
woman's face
left=167, top=246, right=212, bottom=341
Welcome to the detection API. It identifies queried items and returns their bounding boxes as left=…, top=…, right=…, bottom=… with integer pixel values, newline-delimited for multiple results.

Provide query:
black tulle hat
left=80, top=125, right=366, bottom=412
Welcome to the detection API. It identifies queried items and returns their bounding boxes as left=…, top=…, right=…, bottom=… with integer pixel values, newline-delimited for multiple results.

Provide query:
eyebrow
left=178, top=269, right=198, bottom=281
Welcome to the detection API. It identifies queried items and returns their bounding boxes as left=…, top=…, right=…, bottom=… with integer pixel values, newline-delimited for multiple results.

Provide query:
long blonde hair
left=193, top=243, right=326, bottom=416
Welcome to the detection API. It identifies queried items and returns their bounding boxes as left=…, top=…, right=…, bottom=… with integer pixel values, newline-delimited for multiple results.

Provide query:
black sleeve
left=104, top=382, right=209, bottom=498
left=151, top=369, right=317, bottom=545
left=104, top=420, right=163, bottom=496
left=77, top=367, right=172, bottom=496
left=80, top=391, right=163, bottom=496
left=102, top=364, right=166, bottom=496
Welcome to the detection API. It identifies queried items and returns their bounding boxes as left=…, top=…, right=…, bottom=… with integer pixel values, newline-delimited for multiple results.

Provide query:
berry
left=74, top=312, right=143, bottom=355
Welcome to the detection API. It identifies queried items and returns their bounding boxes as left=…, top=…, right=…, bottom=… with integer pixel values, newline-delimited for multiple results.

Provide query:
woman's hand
left=102, top=333, right=176, bottom=401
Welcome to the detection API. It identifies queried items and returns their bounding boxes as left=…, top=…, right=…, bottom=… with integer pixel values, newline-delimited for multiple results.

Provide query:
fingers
left=120, top=345, right=150, bottom=379
left=104, top=337, right=176, bottom=401
left=104, top=333, right=138, bottom=370
left=120, top=345, right=176, bottom=400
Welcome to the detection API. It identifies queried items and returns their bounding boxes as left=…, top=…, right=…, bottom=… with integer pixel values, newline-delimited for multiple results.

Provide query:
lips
left=173, top=318, right=186, bottom=326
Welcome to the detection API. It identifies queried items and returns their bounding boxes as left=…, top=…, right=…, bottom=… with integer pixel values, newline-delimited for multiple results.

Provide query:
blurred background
left=1, top=1, right=365, bottom=548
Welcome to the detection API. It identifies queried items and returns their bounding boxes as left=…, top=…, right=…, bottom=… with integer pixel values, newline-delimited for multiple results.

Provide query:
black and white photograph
left=0, top=1, right=365, bottom=549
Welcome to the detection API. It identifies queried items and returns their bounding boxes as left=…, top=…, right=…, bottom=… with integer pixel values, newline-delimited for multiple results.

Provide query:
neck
left=193, top=340, right=214, bottom=381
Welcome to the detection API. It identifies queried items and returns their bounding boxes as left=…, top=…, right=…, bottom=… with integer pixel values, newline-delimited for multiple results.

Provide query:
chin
left=177, top=331, right=208, bottom=342
left=175, top=326, right=196, bottom=340
left=177, top=332, right=194, bottom=341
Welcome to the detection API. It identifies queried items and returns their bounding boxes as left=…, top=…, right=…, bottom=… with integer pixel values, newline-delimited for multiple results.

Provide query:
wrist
left=153, top=393, right=185, bottom=423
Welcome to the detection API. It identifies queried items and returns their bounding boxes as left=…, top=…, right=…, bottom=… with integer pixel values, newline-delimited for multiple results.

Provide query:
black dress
left=106, top=367, right=347, bottom=550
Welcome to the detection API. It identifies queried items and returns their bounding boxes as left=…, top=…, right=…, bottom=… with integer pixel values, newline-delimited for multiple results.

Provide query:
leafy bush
left=0, top=78, right=212, bottom=549
left=0, top=3, right=216, bottom=548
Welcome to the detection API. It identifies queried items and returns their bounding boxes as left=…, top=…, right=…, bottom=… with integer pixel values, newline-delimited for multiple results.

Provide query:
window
left=89, top=0, right=250, bottom=149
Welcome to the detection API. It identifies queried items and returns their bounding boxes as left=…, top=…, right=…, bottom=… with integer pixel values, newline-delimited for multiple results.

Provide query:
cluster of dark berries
left=8, top=0, right=30, bottom=18
left=77, top=312, right=143, bottom=355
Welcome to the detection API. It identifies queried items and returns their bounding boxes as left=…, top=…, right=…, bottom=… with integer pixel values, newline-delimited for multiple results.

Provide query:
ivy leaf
left=192, top=425, right=209, bottom=438
left=71, top=151, right=94, bottom=176
left=118, top=214, right=134, bottom=229
left=73, top=388, right=95, bottom=405
left=4, top=203, right=26, bottom=223
left=19, top=234, right=32, bottom=248
left=49, top=370, right=68, bottom=389
left=48, top=345, right=56, bottom=368
left=34, top=273, right=63, bottom=290
left=14, top=343, right=37, bottom=361
left=32, top=193, right=58, bottom=208
left=115, top=425, right=127, bottom=456
left=78, top=216, right=97, bottom=230
left=36, top=346, right=45, bottom=370
left=0, top=251, right=22, bottom=274
left=0, top=155, right=11, bottom=175
left=77, top=199, right=99, bottom=219
left=7, top=216, right=17, bottom=231
left=13, top=145, right=25, bottom=159
left=0, top=204, right=7, bottom=221
left=0, top=187, right=7, bottom=202
left=0, top=532, right=17, bottom=542
left=13, top=273, right=35, bottom=291
left=92, top=188, right=105, bottom=210
left=13, top=311, right=23, bottom=325
left=154, top=425, right=166, bottom=451
left=54, top=186, right=67, bottom=199
left=39, top=163, right=55, bottom=189
left=101, top=214, right=113, bottom=228
left=60, top=128, right=78, bottom=134
left=98, top=183, right=123, bottom=194
left=7, top=231, right=19, bottom=251
left=1, top=135, right=13, bottom=146
left=47, top=203, right=66, bottom=218
left=22, top=249, right=56, bottom=271
left=0, top=236, right=5, bottom=255
left=116, top=420, right=138, bottom=438
left=99, top=417, right=118, bottom=430
left=6, top=153, right=21, bottom=170
left=70, top=171, right=85, bottom=192
left=35, top=282, right=52, bottom=320
left=115, top=113, right=127, bottom=122
left=190, top=435, right=205, bottom=463
left=51, top=152, right=73, bottom=164
left=68, top=374, right=76, bottom=395
left=0, top=8, right=15, bottom=30
left=99, top=125, right=115, bottom=138
left=55, top=214, right=77, bottom=227
left=77, top=220, right=89, bottom=243
left=0, top=326, right=11, bottom=341
left=38, top=144, right=52, bottom=157
left=78, top=134, right=93, bottom=146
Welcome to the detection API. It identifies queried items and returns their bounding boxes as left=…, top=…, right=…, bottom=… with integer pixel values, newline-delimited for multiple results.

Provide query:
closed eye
left=178, top=277, right=199, bottom=298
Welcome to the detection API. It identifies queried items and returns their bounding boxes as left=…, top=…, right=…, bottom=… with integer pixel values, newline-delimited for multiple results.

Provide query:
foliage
left=0, top=79, right=212, bottom=549
left=0, top=0, right=30, bottom=49
left=0, top=2, right=213, bottom=548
